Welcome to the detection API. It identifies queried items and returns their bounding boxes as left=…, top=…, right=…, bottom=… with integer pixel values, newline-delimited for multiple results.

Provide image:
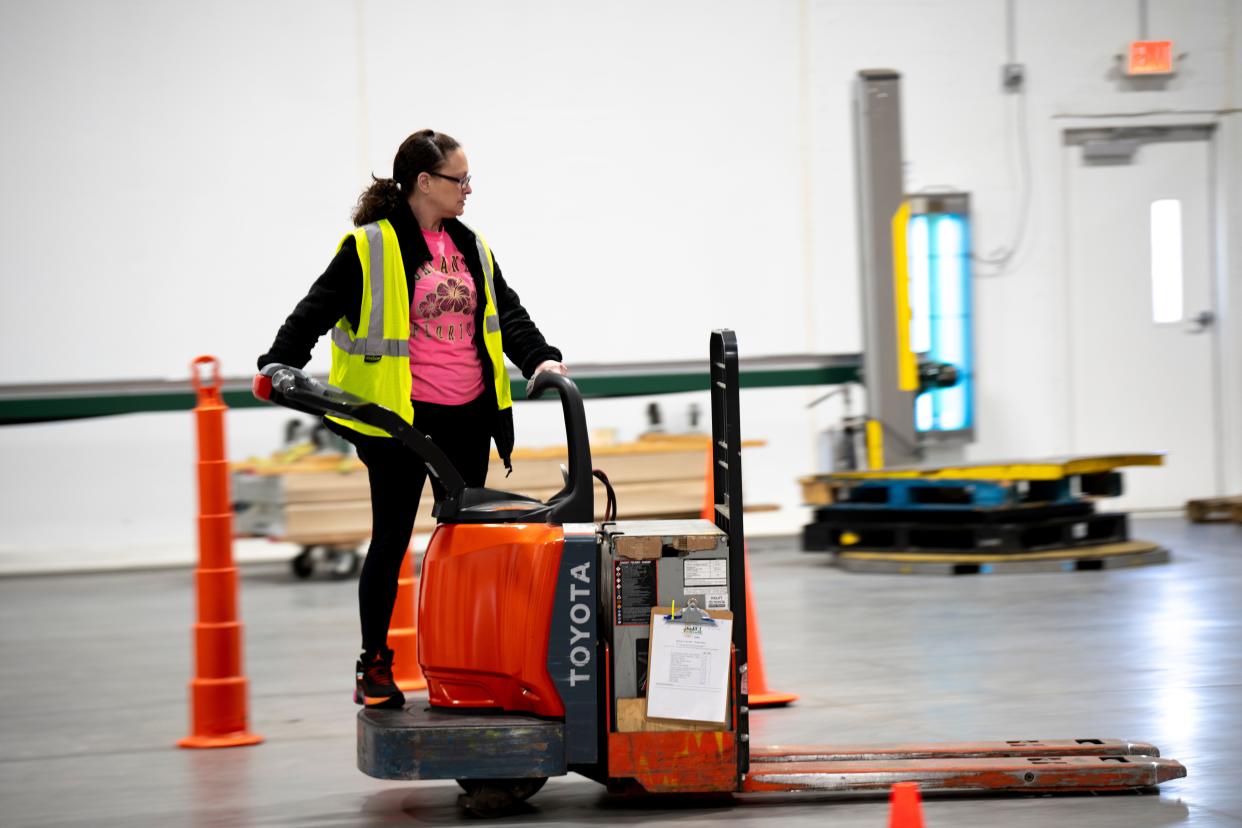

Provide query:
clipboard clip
left=663, top=597, right=716, bottom=625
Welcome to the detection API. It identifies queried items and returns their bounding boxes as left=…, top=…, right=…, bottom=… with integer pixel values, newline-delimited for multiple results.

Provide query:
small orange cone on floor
left=701, top=449, right=798, bottom=707
left=387, top=544, right=427, bottom=692
left=888, top=782, right=926, bottom=828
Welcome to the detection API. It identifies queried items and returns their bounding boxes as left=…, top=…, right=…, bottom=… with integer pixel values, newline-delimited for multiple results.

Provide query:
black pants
left=326, top=394, right=492, bottom=652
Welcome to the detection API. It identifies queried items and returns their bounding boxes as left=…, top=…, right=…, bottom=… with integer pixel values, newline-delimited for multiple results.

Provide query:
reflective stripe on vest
left=329, top=326, right=410, bottom=357
left=327, top=220, right=414, bottom=437
left=363, top=223, right=385, bottom=358
left=475, top=236, right=501, bottom=334
left=471, top=231, right=512, bottom=410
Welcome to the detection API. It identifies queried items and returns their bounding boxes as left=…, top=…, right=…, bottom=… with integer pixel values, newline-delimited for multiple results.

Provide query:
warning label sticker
left=683, top=558, right=727, bottom=587
left=697, top=585, right=729, bottom=610
left=615, top=559, right=657, bottom=625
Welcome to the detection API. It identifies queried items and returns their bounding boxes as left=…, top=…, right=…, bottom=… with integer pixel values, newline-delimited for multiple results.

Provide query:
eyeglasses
left=428, top=171, right=472, bottom=190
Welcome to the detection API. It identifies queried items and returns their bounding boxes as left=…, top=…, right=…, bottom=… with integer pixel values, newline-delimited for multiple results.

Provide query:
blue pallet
left=828, top=477, right=1079, bottom=510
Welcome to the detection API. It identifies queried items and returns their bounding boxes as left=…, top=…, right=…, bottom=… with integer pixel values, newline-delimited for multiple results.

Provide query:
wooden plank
left=1185, top=495, right=1242, bottom=523
left=612, top=536, right=662, bottom=560
left=836, top=542, right=1170, bottom=576
left=281, top=470, right=370, bottom=503
left=798, top=476, right=840, bottom=506
left=233, top=452, right=359, bottom=475
left=615, top=698, right=721, bottom=733
left=838, top=539, right=1163, bottom=565
left=284, top=501, right=371, bottom=540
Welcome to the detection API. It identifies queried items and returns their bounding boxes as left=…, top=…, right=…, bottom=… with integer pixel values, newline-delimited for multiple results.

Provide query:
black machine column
left=708, top=329, right=749, bottom=783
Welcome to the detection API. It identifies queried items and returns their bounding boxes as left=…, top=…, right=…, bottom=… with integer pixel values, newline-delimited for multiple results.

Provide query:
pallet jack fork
left=256, top=331, right=1186, bottom=817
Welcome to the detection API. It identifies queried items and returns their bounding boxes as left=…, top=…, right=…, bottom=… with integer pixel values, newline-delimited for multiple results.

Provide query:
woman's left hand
left=527, top=360, right=569, bottom=396
left=533, top=360, right=569, bottom=377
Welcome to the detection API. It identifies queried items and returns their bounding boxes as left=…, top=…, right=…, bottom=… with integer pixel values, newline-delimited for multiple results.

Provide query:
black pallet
left=811, top=501, right=1095, bottom=526
left=803, top=511, right=1129, bottom=554
left=825, top=472, right=1122, bottom=509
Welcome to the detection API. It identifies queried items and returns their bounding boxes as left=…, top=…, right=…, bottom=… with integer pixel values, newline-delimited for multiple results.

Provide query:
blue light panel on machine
left=909, top=211, right=974, bottom=434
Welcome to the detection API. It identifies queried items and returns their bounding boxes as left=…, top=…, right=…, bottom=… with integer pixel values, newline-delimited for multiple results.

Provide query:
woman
left=258, top=129, right=567, bottom=709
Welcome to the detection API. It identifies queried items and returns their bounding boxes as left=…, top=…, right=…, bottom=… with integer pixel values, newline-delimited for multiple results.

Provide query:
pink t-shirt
left=408, top=229, right=486, bottom=405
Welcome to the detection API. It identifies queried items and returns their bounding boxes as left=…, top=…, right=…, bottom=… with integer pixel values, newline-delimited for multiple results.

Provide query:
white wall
left=0, top=0, right=1238, bottom=570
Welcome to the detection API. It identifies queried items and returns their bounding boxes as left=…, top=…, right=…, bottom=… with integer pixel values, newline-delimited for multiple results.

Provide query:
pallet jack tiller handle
left=525, top=369, right=594, bottom=524
left=252, top=364, right=596, bottom=524
left=251, top=363, right=468, bottom=499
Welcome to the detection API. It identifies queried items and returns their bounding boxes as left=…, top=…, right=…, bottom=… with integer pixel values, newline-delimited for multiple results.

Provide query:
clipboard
left=644, top=602, right=733, bottom=726
left=660, top=597, right=718, bottom=626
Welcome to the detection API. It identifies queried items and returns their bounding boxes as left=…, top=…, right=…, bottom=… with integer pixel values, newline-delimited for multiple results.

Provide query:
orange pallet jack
left=253, top=330, right=1185, bottom=817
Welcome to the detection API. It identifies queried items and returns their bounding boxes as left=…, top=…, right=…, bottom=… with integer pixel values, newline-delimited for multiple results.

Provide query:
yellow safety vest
left=327, top=219, right=512, bottom=438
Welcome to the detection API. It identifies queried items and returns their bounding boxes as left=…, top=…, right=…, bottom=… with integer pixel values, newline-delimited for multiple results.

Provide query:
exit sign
left=1127, top=40, right=1174, bottom=75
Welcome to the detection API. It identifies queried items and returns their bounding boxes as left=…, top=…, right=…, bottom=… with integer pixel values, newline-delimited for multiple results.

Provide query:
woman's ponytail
left=352, top=176, right=403, bottom=226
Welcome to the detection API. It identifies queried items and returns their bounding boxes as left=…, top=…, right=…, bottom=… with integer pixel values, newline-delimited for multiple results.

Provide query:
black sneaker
left=353, top=647, right=406, bottom=709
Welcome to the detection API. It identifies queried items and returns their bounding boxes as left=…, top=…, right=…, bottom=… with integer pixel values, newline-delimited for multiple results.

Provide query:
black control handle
left=253, top=364, right=467, bottom=514
left=526, top=371, right=594, bottom=524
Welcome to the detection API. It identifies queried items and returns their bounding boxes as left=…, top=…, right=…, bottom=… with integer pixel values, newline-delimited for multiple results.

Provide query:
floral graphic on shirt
left=417, top=293, right=441, bottom=319
left=416, top=277, right=476, bottom=320
left=435, top=279, right=473, bottom=314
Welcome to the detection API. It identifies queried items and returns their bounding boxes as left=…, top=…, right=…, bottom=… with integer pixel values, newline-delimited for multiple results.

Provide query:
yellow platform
left=811, top=453, right=1164, bottom=483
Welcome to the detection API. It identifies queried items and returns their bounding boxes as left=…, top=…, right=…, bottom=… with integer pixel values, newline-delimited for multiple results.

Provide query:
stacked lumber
left=231, top=456, right=369, bottom=545
left=232, top=433, right=771, bottom=545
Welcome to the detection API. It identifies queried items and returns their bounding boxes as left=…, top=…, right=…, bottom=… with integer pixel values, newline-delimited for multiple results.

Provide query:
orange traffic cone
left=387, top=544, right=427, bottom=691
left=179, top=356, right=262, bottom=749
left=888, top=782, right=926, bottom=828
left=741, top=554, right=798, bottom=707
left=701, top=450, right=798, bottom=707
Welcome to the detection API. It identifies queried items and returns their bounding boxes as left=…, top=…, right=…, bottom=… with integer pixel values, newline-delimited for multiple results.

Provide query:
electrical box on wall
left=906, top=193, right=975, bottom=444
left=1001, top=62, right=1025, bottom=93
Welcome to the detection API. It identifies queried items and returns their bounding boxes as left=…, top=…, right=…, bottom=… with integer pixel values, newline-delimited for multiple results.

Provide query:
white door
left=1064, top=126, right=1221, bottom=510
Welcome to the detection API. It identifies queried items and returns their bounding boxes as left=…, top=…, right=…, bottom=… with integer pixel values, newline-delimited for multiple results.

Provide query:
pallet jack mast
left=254, top=330, right=1185, bottom=817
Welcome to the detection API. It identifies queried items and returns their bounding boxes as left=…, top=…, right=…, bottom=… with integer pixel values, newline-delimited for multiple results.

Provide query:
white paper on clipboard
left=645, top=607, right=733, bottom=724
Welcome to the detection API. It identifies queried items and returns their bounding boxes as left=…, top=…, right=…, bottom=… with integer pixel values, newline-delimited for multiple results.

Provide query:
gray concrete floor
left=1, top=516, right=1238, bottom=827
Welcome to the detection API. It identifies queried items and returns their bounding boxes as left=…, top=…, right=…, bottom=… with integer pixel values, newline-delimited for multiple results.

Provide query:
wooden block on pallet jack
left=615, top=697, right=721, bottom=733
left=612, top=535, right=663, bottom=560
left=610, top=520, right=725, bottom=560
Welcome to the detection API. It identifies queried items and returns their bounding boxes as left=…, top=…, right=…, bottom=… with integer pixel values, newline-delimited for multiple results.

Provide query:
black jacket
left=258, top=202, right=561, bottom=464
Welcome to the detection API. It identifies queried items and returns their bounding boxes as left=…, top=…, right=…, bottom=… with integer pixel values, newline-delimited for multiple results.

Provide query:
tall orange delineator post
left=179, top=356, right=263, bottom=749
left=701, top=450, right=798, bottom=707
left=387, top=545, right=427, bottom=691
